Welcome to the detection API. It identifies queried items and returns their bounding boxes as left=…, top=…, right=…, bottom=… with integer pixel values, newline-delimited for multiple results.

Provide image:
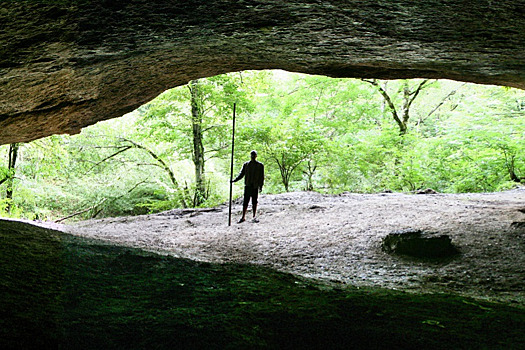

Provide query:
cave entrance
left=1, top=70, right=523, bottom=221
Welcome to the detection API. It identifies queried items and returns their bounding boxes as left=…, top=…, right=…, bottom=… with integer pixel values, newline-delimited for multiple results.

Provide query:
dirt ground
left=51, top=188, right=525, bottom=306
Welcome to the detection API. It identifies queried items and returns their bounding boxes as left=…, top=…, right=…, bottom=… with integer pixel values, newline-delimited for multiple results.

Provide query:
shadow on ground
left=1, top=219, right=524, bottom=349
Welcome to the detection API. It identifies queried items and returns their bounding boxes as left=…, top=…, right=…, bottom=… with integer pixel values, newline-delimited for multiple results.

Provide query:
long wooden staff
left=228, top=103, right=236, bottom=226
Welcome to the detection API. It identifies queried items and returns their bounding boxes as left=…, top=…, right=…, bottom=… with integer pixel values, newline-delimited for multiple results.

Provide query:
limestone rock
left=416, top=188, right=439, bottom=195
left=1, top=1, right=524, bottom=145
left=382, top=229, right=459, bottom=258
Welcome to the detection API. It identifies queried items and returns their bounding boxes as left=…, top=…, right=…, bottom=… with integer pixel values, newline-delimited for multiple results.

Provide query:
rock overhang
left=1, top=0, right=524, bottom=145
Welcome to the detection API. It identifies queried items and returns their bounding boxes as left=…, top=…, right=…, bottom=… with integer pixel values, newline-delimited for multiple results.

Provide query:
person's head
left=250, top=150, right=257, bottom=160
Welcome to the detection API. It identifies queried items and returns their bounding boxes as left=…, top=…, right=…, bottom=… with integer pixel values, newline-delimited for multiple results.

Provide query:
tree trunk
left=274, top=153, right=304, bottom=193
left=504, top=151, right=523, bottom=183
left=189, top=79, right=206, bottom=206
left=363, top=79, right=428, bottom=136
left=6, top=143, right=19, bottom=212
left=275, top=157, right=290, bottom=192
left=362, top=79, right=405, bottom=135
left=303, top=160, right=317, bottom=191
left=400, top=81, right=411, bottom=134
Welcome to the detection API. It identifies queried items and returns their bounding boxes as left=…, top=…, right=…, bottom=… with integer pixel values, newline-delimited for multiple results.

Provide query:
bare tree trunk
left=303, top=160, right=317, bottom=191
left=362, top=79, right=405, bottom=135
left=6, top=143, right=19, bottom=212
left=363, top=79, right=428, bottom=135
left=503, top=149, right=523, bottom=183
left=189, top=79, right=206, bottom=206
left=400, top=81, right=411, bottom=134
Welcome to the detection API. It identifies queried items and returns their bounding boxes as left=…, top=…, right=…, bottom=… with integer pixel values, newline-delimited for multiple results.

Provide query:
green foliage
left=2, top=71, right=524, bottom=219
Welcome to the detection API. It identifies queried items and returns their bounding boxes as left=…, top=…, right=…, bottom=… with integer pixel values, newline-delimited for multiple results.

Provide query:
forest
left=1, top=70, right=524, bottom=221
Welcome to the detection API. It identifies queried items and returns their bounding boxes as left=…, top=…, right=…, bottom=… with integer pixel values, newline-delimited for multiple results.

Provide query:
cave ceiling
left=1, top=0, right=524, bottom=145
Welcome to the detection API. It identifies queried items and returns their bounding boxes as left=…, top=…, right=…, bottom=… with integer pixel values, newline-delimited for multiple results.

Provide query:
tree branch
left=118, top=137, right=188, bottom=208
left=84, top=145, right=133, bottom=174
left=402, top=80, right=429, bottom=125
left=421, top=83, right=466, bottom=123
left=204, top=144, right=229, bottom=155
left=362, top=79, right=404, bottom=133
left=54, top=198, right=108, bottom=223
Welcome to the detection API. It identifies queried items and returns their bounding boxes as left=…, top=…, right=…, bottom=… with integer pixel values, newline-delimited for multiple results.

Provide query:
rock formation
left=382, top=229, right=459, bottom=259
left=1, top=0, right=524, bottom=145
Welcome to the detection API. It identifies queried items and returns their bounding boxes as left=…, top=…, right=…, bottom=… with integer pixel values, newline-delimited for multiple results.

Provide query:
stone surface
left=1, top=1, right=524, bottom=145
left=416, top=188, right=439, bottom=194
left=382, top=229, right=459, bottom=258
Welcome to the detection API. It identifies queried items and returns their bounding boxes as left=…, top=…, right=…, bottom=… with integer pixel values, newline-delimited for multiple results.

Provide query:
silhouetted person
left=232, top=150, right=264, bottom=223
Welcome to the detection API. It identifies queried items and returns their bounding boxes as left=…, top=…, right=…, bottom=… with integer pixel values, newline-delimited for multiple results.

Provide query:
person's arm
left=232, top=163, right=246, bottom=183
left=259, top=163, right=264, bottom=192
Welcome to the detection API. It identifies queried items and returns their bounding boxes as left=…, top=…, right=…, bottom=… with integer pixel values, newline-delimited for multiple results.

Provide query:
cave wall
left=1, top=0, right=524, bottom=145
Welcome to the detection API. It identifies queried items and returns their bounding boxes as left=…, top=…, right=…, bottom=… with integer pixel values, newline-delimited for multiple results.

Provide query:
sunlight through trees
left=1, top=71, right=523, bottom=220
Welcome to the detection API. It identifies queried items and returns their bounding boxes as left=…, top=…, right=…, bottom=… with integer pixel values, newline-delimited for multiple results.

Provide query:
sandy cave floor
left=52, top=188, right=525, bottom=306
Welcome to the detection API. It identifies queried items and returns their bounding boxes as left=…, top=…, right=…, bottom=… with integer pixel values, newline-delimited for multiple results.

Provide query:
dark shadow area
left=1, top=219, right=524, bottom=349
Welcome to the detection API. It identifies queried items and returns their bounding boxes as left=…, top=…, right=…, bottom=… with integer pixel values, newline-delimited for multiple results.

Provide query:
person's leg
left=239, top=186, right=250, bottom=223
left=252, top=188, right=259, bottom=220
left=252, top=189, right=258, bottom=217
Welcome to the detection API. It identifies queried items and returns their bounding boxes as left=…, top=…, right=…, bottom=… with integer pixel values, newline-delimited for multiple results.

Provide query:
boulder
left=415, top=188, right=438, bottom=195
left=382, top=229, right=459, bottom=258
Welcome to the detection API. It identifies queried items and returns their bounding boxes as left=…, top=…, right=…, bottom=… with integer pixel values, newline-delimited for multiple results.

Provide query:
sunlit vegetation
left=1, top=71, right=524, bottom=220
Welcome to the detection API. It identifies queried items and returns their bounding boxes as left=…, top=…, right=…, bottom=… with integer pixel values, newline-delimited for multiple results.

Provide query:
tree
left=1, top=71, right=523, bottom=219
left=189, top=79, right=207, bottom=205
left=67, top=129, right=191, bottom=213
left=138, top=72, right=254, bottom=207
left=362, top=79, right=429, bottom=135
left=498, top=142, right=523, bottom=183
left=243, top=114, right=325, bottom=192
left=119, top=137, right=189, bottom=207
left=1, top=143, right=20, bottom=213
